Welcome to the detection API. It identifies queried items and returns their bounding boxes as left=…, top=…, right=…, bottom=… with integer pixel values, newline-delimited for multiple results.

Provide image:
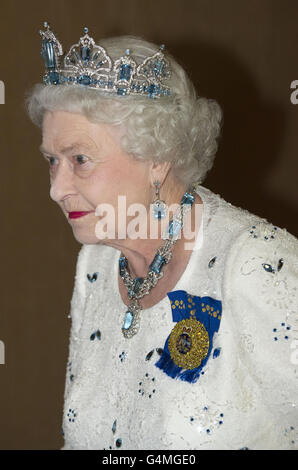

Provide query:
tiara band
left=39, top=22, right=171, bottom=99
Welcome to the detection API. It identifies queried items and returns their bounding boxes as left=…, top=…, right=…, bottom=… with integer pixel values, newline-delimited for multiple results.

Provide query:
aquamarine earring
left=151, top=181, right=167, bottom=220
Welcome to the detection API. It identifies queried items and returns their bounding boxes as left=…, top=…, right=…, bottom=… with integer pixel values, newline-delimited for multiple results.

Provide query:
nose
left=49, top=159, right=76, bottom=203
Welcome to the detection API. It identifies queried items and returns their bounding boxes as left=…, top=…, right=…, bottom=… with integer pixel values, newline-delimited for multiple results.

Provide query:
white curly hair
left=25, top=35, right=223, bottom=186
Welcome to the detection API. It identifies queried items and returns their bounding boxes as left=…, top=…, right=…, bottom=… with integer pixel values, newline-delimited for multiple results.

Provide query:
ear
left=149, top=160, right=172, bottom=188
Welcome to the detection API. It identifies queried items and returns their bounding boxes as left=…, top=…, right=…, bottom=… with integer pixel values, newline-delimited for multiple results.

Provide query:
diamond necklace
left=119, top=183, right=199, bottom=339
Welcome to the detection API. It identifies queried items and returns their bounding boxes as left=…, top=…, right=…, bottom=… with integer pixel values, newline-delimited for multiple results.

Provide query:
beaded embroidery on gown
left=62, top=185, right=298, bottom=450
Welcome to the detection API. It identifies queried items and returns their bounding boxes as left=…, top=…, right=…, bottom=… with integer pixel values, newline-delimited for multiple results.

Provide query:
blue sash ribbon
left=155, top=290, right=222, bottom=383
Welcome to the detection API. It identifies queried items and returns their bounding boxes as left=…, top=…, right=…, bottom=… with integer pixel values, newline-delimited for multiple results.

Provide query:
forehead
left=42, top=111, right=96, bottom=141
left=42, top=110, right=93, bottom=131
left=41, top=110, right=120, bottom=154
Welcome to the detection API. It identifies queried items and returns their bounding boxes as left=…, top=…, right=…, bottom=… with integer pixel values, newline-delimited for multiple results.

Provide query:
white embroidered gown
left=62, top=185, right=298, bottom=450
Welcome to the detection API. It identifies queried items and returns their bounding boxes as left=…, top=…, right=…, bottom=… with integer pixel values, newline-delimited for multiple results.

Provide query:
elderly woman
left=26, top=23, right=298, bottom=450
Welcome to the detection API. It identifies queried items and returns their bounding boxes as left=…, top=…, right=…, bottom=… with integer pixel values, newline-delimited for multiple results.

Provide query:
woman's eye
left=48, top=156, right=57, bottom=166
left=75, top=155, right=88, bottom=165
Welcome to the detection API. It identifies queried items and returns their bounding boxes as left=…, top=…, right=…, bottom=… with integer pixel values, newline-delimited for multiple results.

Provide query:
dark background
left=0, top=0, right=297, bottom=449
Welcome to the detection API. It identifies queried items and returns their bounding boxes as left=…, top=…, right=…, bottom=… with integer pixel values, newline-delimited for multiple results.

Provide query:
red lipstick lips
left=68, top=211, right=93, bottom=219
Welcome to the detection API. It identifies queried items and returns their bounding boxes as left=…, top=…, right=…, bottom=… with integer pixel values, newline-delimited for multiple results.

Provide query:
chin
left=72, top=229, right=100, bottom=245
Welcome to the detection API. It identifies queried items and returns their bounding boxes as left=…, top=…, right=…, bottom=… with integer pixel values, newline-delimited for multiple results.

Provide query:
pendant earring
left=151, top=180, right=167, bottom=220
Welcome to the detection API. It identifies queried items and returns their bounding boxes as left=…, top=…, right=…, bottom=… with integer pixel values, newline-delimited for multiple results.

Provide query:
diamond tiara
left=39, top=22, right=172, bottom=99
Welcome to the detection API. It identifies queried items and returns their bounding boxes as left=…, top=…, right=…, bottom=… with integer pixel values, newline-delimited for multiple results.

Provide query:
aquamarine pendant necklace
left=119, top=183, right=198, bottom=339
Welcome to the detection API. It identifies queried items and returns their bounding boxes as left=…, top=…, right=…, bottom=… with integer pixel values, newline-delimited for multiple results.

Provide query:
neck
left=104, top=188, right=203, bottom=279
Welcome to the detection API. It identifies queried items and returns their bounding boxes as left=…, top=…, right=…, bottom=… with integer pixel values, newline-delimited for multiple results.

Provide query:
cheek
left=110, top=158, right=144, bottom=186
left=101, top=160, right=148, bottom=193
left=78, top=167, right=124, bottom=207
left=77, top=157, right=150, bottom=208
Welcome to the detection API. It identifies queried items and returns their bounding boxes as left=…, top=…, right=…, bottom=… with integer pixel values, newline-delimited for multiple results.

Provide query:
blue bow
left=155, top=290, right=222, bottom=383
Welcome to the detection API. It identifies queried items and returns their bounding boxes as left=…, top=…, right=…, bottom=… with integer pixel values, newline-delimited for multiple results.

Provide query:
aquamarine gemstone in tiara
left=39, top=22, right=171, bottom=99
left=120, top=64, right=131, bottom=81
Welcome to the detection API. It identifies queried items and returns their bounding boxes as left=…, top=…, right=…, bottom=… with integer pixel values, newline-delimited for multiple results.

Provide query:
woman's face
left=41, top=110, right=151, bottom=245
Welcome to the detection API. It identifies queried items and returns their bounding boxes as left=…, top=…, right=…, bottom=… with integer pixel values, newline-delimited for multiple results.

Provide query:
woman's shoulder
left=204, top=189, right=298, bottom=414
left=198, top=184, right=298, bottom=326
left=222, top=217, right=298, bottom=308
left=198, top=184, right=269, bottom=233
left=197, top=184, right=298, bottom=253
left=201, top=184, right=298, bottom=308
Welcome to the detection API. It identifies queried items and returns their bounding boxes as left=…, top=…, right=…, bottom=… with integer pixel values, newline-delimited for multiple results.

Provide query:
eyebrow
left=39, top=142, right=92, bottom=155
